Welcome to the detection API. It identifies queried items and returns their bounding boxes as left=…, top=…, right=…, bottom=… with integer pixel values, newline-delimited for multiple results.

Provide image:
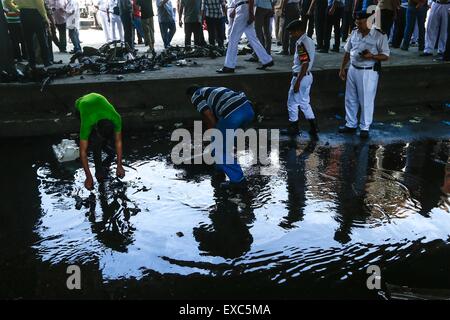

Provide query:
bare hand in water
left=84, top=176, right=94, bottom=190
left=116, top=165, right=125, bottom=178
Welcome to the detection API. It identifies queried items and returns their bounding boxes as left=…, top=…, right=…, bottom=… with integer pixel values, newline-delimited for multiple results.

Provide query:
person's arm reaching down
left=201, top=109, right=217, bottom=129
left=339, top=52, right=350, bottom=80
left=115, top=132, right=125, bottom=178
left=79, top=140, right=94, bottom=190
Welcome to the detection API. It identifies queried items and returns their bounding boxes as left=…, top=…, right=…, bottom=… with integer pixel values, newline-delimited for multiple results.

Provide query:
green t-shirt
left=75, top=93, right=122, bottom=140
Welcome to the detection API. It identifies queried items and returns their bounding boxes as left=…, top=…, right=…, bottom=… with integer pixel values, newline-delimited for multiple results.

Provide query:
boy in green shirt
left=75, top=92, right=125, bottom=190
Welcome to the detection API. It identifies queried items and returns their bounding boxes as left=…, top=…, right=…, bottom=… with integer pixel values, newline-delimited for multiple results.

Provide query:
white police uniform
left=224, top=0, right=273, bottom=69
left=109, top=0, right=124, bottom=41
left=95, top=0, right=112, bottom=42
left=287, top=33, right=316, bottom=122
left=424, top=0, right=450, bottom=55
left=344, top=27, right=390, bottom=131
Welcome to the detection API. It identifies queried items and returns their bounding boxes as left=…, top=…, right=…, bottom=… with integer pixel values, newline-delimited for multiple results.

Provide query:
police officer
left=285, top=19, right=319, bottom=138
left=422, top=0, right=450, bottom=56
left=338, top=11, right=390, bottom=139
left=217, top=0, right=274, bottom=73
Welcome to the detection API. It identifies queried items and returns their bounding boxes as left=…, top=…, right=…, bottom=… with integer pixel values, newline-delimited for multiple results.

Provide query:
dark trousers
left=7, top=23, right=28, bottom=60
left=401, top=4, right=427, bottom=51
left=184, top=22, right=204, bottom=47
left=20, top=9, right=50, bottom=66
left=206, top=17, right=224, bottom=47
left=380, top=9, right=394, bottom=35
left=49, top=22, right=61, bottom=50
left=88, top=128, right=116, bottom=179
left=121, top=13, right=134, bottom=49
left=68, top=28, right=82, bottom=52
left=300, top=13, right=315, bottom=38
left=324, top=6, right=343, bottom=50
left=282, top=3, right=301, bottom=54
left=255, top=7, right=272, bottom=54
left=56, top=23, right=67, bottom=51
left=392, top=6, right=407, bottom=47
left=314, top=0, right=328, bottom=48
left=301, top=0, right=314, bottom=37
left=341, top=9, right=353, bottom=42
left=159, top=20, right=176, bottom=48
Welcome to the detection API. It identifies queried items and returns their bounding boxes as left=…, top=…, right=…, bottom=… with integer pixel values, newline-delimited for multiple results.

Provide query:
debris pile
left=1, top=41, right=253, bottom=85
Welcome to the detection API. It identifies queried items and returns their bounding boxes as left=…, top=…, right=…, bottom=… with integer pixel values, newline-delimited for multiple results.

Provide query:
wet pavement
left=0, top=111, right=449, bottom=299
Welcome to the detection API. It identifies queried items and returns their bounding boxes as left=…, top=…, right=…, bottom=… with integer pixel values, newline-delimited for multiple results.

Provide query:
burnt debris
left=1, top=41, right=253, bottom=87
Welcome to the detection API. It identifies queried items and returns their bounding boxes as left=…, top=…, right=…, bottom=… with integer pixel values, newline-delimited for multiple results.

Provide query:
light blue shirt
left=256, top=0, right=273, bottom=9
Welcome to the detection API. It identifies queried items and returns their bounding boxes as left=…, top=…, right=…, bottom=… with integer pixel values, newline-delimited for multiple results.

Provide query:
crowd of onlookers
left=2, top=0, right=449, bottom=68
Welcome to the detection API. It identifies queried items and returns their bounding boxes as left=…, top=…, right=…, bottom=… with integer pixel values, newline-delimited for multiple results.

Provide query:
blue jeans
left=215, top=102, right=255, bottom=183
left=68, top=28, right=81, bottom=53
left=401, top=5, right=427, bottom=50
left=159, top=21, right=176, bottom=48
left=133, top=16, right=144, bottom=42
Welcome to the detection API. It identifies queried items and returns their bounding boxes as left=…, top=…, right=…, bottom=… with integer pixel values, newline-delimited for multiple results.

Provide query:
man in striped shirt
left=186, top=86, right=255, bottom=187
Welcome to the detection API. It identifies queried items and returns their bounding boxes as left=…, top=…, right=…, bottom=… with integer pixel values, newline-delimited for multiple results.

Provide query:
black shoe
left=245, top=56, right=259, bottom=62
left=338, top=126, right=357, bottom=134
left=360, top=130, right=369, bottom=139
left=318, top=48, right=329, bottom=53
left=308, top=119, right=320, bottom=139
left=216, top=66, right=235, bottom=73
left=420, top=52, right=433, bottom=57
left=256, top=60, right=274, bottom=70
left=277, top=50, right=289, bottom=55
left=331, top=47, right=339, bottom=53
left=400, top=46, right=408, bottom=51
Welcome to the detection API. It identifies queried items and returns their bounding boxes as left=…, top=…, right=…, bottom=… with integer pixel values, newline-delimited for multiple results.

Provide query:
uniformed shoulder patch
left=297, top=43, right=310, bottom=63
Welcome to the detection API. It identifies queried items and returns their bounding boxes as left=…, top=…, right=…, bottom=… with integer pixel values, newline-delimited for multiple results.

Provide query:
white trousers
left=110, top=14, right=124, bottom=41
left=345, top=66, right=379, bottom=131
left=224, top=4, right=273, bottom=68
left=287, top=73, right=315, bottom=122
left=227, top=8, right=235, bottom=39
left=98, top=11, right=111, bottom=42
left=424, top=3, right=450, bottom=54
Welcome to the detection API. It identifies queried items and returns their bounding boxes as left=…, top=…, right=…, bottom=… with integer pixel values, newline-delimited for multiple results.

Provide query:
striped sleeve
left=191, top=88, right=209, bottom=113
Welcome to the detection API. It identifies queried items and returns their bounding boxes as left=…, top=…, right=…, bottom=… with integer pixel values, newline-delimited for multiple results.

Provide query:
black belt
left=352, top=64, right=374, bottom=70
left=292, top=71, right=311, bottom=76
left=235, top=1, right=249, bottom=7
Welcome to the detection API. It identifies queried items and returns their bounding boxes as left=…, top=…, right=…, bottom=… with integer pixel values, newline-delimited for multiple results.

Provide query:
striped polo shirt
left=192, top=87, right=248, bottom=119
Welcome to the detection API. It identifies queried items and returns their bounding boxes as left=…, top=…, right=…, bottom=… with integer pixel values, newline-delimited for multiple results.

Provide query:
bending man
left=75, top=92, right=125, bottom=190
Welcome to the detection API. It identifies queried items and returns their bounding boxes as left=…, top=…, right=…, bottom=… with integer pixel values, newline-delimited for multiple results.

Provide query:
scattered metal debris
left=2, top=41, right=250, bottom=86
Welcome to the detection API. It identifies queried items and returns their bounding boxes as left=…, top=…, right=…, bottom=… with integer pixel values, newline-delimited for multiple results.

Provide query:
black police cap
left=285, top=19, right=306, bottom=31
left=354, top=10, right=374, bottom=20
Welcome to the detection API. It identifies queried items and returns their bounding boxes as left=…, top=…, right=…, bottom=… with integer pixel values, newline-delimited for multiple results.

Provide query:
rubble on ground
left=1, top=41, right=253, bottom=86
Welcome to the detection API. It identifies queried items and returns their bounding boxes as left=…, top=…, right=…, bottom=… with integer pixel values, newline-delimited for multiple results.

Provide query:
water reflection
left=87, top=181, right=140, bottom=252
left=29, top=136, right=450, bottom=295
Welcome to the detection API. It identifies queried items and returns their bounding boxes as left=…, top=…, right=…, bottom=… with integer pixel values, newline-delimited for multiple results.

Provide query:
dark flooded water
left=1, top=117, right=450, bottom=299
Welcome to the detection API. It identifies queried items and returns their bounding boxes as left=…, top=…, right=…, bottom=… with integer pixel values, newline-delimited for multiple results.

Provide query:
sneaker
left=420, top=52, right=433, bottom=57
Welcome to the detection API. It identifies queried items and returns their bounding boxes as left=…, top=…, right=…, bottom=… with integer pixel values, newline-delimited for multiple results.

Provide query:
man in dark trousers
left=75, top=93, right=125, bottom=190
left=119, top=0, right=134, bottom=48
left=320, top=0, right=344, bottom=53
left=308, top=0, right=328, bottom=50
left=279, top=0, right=301, bottom=55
